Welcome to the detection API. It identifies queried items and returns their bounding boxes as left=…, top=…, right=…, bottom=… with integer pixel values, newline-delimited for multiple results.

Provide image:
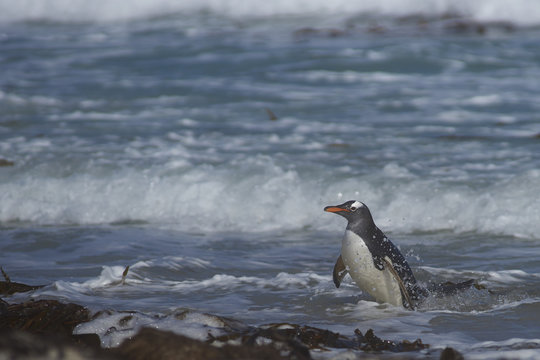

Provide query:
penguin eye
left=349, top=201, right=362, bottom=212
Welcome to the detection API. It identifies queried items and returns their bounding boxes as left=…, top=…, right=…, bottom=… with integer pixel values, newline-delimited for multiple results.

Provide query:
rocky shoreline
left=1, top=277, right=463, bottom=360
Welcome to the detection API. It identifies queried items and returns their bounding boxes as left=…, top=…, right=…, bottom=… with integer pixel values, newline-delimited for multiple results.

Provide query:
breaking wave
left=1, top=0, right=540, bottom=26
left=1, top=159, right=539, bottom=238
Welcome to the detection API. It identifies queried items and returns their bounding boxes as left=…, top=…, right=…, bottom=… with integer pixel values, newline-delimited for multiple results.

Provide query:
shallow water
left=1, top=1, right=540, bottom=358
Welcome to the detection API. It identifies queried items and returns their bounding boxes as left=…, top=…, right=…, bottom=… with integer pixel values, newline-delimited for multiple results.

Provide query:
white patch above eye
left=350, top=200, right=363, bottom=210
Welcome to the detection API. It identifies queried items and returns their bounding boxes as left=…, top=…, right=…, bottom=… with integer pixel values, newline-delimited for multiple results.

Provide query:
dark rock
left=0, top=159, right=14, bottom=167
left=72, top=333, right=103, bottom=348
left=0, top=330, right=116, bottom=360
left=113, top=327, right=294, bottom=360
left=0, top=267, right=44, bottom=295
left=0, top=299, right=92, bottom=338
left=444, top=20, right=515, bottom=35
left=0, top=281, right=44, bottom=295
left=293, top=27, right=346, bottom=40
left=446, top=20, right=486, bottom=34
left=0, top=298, right=8, bottom=316
left=440, top=346, right=464, bottom=360
left=0, top=299, right=110, bottom=359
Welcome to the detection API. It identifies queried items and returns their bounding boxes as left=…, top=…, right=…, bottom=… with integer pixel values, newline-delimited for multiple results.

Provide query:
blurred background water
left=1, top=1, right=540, bottom=358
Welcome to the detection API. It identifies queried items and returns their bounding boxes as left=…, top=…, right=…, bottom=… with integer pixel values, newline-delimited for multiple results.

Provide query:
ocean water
left=1, top=1, right=540, bottom=358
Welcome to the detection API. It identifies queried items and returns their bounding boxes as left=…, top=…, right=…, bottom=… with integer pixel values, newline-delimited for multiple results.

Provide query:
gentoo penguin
left=324, top=200, right=425, bottom=309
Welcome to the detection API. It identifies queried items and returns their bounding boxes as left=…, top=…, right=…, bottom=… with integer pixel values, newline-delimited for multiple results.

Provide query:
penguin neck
left=346, top=219, right=377, bottom=244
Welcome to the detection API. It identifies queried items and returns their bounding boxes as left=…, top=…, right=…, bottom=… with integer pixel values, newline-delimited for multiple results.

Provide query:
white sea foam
left=468, top=349, right=540, bottom=360
left=137, top=256, right=212, bottom=270
left=289, top=71, right=412, bottom=84
left=420, top=266, right=540, bottom=284
left=40, top=265, right=331, bottom=298
left=46, top=266, right=151, bottom=299
left=467, top=338, right=540, bottom=360
left=80, top=265, right=131, bottom=287
left=0, top=90, right=61, bottom=107
left=171, top=272, right=331, bottom=293
left=74, top=309, right=239, bottom=347
left=464, top=94, right=502, bottom=106
left=1, top=160, right=539, bottom=238
left=472, top=337, right=540, bottom=350
left=1, top=0, right=540, bottom=26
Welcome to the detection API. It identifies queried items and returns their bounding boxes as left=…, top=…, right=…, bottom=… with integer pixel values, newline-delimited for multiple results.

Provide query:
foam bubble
left=0, top=90, right=61, bottom=107
left=465, top=94, right=502, bottom=106
left=288, top=71, right=412, bottom=84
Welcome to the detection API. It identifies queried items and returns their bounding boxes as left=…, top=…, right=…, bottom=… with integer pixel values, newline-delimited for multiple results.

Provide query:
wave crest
left=1, top=159, right=539, bottom=238
left=2, top=0, right=540, bottom=26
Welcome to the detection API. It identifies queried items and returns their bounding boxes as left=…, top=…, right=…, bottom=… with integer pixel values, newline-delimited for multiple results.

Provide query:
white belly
left=341, top=230, right=403, bottom=307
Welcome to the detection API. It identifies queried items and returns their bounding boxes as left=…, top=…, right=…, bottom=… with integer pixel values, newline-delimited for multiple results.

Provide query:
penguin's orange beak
left=324, top=206, right=350, bottom=213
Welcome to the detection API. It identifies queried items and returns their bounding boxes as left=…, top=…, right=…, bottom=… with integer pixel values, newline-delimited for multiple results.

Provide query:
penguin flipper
left=333, top=255, right=348, bottom=288
left=382, top=257, right=415, bottom=310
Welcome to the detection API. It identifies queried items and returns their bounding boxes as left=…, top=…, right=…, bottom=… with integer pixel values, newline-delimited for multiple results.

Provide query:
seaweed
left=0, top=267, right=44, bottom=295
left=207, top=321, right=428, bottom=353
left=121, top=266, right=130, bottom=285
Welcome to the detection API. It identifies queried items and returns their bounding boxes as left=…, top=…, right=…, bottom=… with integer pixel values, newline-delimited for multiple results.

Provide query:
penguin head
left=324, top=200, right=374, bottom=226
